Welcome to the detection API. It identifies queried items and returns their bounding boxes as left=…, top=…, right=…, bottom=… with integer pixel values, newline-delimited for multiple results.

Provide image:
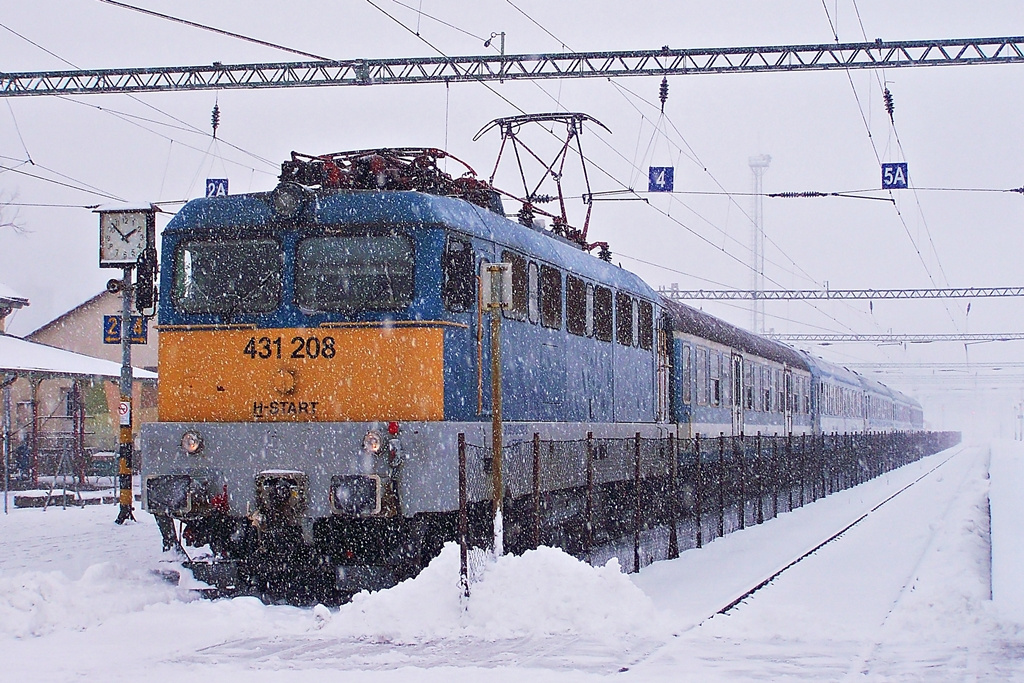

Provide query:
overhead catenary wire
left=0, top=163, right=125, bottom=201
left=462, top=1, right=888, bottom=361
left=361, top=1, right=871, bottom=343
left=820, top=1, right=962, bottom=335
left=98, top=0, right=331, bottom=61
left=0, top=17, right=277, bottom=203
left=468, top=4, right=869, bottom=339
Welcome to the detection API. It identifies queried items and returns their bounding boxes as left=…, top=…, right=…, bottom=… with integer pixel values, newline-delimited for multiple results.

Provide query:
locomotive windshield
left=173, top=238, right=283, bottom=314
left=294, top=234, right=415, bottom=312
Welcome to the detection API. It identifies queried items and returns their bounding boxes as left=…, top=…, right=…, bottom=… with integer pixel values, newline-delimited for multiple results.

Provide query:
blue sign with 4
left=103, top=315, right=148, bottom=345
left=648, top=166, right=674, bottom=192
left=881, top=163, right=908, bottom=189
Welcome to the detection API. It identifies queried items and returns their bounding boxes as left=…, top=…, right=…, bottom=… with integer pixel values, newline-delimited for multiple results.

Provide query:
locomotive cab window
left=173, top=238, right=283, bottom=314
left=540, top=265, right=562, bottom=329
left=565, top=274, right=587, bottom=336
left=442, top=236, right=474, bottom=312
left=296, top=234, right=415, bottom=312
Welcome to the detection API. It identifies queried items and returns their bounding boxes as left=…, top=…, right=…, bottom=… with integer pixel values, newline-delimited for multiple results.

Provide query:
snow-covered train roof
left=798, top=350, right=865, bottom=389
left=661, top=298, right=810, bottom=370
left=166, top=189, right=660, bottom=301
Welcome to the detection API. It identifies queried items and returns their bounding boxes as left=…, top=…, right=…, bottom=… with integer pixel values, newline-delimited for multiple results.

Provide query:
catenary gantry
left=658, top=287, right=1024, bottom=301
left=1, top=36, right=1023, bottom=96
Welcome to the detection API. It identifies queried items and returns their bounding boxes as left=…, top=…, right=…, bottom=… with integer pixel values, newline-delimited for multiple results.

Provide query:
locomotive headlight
left=331, top=474, right=382, bottom=516
left=180, top=430, right=204, bottom=455
left=362, top=430, right=383, bottom=454
left=269, top=182, right=308, bottom=219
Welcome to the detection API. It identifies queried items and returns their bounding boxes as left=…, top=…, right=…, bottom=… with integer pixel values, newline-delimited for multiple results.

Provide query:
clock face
left=100, top=211, right=149, bottom=265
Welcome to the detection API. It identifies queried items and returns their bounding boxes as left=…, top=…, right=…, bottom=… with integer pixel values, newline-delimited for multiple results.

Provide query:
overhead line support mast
left=2, top=36, right=1023, bottom=96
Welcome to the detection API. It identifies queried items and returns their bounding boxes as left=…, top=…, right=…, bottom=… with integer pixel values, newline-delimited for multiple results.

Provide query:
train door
left=784, top=368, right=793, bottom=434
left=656, top=315, right=672, bottom=422
left=732, top=353, right=744, bottom=435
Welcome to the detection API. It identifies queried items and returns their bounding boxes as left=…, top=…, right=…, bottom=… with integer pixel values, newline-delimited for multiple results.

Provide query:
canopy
left=0, top=333, right=157, bottom=380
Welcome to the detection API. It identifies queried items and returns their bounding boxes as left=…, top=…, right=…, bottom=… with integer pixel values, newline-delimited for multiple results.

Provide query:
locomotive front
left=142, top=151, right=497, bottom=600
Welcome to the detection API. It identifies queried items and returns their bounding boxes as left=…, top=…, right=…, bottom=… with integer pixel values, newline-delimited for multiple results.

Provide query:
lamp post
left=485, top=31, right=506, bottom=83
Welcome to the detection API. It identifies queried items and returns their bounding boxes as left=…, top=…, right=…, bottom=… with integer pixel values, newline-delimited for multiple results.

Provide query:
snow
left=321, top=544, right=665, bottom=643
left=989, top=440, right=1024, bottom=621
left=1, top=441, right=1023, bottom=680
left=0, top=281, right=28, bottom=304
left=0, top=332, right=157, bottom=378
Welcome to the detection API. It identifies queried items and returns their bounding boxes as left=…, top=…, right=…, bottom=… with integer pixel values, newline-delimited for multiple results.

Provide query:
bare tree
left=0, top=191, right=25, bottom=233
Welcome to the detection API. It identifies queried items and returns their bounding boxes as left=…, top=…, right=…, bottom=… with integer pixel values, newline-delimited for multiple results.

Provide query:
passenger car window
left=682, top=344, right=692, bottom=404
left=696, top=346, right=708, bottom=406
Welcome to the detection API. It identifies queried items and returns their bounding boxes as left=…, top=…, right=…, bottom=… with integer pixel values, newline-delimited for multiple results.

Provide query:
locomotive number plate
left=243, top=335, right=336, bottom=360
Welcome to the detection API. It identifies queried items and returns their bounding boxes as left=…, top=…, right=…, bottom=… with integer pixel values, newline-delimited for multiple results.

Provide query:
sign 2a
left=206, top=178, right=229, bottom=197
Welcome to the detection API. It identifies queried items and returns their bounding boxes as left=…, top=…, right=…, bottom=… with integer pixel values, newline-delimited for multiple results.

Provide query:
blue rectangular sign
left=648, top=166, right=674, bottom=192
left=206, top=178, right=229, bottom=197
left=103, top=315, right=148, bottom=345
left=881, top=163, right=908, bottom=189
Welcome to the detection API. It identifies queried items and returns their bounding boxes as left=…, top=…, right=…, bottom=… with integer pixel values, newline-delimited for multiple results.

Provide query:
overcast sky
left=1, top=1, right=1023, bottom=435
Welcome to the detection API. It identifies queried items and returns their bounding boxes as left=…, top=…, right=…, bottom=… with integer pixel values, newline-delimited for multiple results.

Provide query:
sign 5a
left=882, top=163, right=908, bottom=189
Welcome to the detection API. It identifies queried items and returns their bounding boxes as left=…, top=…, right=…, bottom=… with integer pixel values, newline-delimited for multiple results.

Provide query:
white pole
left=749, top=155, right=771, bottom=334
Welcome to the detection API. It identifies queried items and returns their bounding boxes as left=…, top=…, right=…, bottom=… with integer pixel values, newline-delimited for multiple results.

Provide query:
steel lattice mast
left=2, top=36, right=1023, bottom=97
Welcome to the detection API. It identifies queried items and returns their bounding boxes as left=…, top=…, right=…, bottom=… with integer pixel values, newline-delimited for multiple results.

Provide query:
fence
left=460, top=430, right=961, bottom=573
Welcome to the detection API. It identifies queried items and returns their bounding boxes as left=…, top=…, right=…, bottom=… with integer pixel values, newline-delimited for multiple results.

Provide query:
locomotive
left=142, top=145, right=923, bottom=600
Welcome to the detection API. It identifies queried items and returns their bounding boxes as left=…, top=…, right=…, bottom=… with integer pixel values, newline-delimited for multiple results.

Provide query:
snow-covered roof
left=0, top=333, right=157, bottom=380
left=0, top=282, right=29, bottom=307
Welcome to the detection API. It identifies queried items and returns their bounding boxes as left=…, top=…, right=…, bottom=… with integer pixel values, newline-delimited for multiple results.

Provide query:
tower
left=749, top=154, right=771, bottom=333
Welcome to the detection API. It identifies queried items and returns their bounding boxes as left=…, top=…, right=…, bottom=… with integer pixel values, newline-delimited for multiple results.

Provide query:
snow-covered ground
left=2, top=440, right=1023, bottom=681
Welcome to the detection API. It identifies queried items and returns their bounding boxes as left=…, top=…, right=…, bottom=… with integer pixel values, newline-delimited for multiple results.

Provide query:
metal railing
left=460, top=430, right=961, bottom=572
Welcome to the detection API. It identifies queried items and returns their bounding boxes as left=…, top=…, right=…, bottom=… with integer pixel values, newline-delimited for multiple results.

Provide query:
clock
left=99, top=209, right=154, bottom=268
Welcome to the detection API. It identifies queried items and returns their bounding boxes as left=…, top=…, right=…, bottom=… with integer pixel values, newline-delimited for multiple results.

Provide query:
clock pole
left=97, top=205, right=156, bottom=525
left=114, top=263, right=135, bottom=524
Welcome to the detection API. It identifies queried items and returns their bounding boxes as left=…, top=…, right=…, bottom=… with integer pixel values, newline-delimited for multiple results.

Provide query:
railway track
left=620, top=444, right=970, bottom=673
left=710, top=444, right=967, bottom=620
